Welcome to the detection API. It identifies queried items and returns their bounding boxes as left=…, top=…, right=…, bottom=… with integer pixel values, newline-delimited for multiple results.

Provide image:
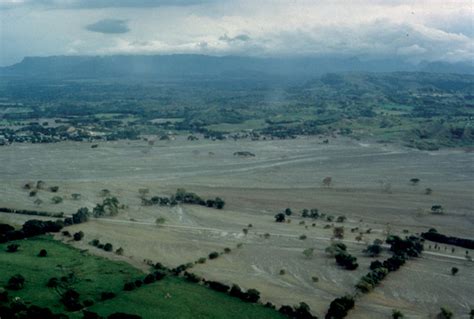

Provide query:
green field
left=0, top=236, right=284, bottom=319
left=89, top=276, right=284, bottom=319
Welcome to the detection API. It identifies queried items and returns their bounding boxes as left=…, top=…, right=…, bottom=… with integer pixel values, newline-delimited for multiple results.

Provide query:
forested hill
left=1, top=54, right=473, bottom=80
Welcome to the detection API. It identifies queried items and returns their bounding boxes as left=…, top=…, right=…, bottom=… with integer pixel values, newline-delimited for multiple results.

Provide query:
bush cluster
left=421, top=228, right=474, bottom=249
left=141, top=188, right=225, bottom=209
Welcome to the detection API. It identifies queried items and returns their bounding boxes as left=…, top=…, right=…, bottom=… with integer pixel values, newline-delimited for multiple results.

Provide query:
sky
left=0, top=0, right=472, bottom=66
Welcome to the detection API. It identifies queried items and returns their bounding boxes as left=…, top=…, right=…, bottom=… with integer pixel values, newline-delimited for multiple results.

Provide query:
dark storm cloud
left=85, top=19, right=130, bottom=34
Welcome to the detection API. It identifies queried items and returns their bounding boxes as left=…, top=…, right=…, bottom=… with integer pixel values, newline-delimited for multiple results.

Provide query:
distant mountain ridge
left=1, top=54, right=473, bottom=80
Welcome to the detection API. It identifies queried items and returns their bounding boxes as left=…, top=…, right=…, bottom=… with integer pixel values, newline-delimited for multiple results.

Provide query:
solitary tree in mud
left=275, top=213, right=286, bottom=223
left=323, top=177, right=332, bottom=187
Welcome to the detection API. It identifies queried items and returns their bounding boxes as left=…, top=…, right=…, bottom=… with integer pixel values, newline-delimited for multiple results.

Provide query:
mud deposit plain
left=1, top=136, right=473, bottom=318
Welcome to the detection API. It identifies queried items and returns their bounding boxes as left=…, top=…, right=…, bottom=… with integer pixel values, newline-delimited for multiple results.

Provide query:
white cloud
left=0, top=0, right=472, bottom=66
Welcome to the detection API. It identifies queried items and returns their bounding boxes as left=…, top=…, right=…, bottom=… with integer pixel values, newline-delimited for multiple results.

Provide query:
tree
left=325, top=242, right=347, bottom=256
left=7, top=274, right=25, bottom=290
left=242, top=289, right=260, bottom=303
left=104, top=243, right=113, bottom=252
left=451, top=267, right=459, bottom=276
left=438, top=307, right=453, bottom=319
left=409, top=178, right=420, bottom=185
left=392, top=309, right=404, bottom=319
left=335, top=252, right=359, bottom=270
left=333, top=226, right=344, bottom=239
left=425, top=187, right=433, bottom=195
left=38, top=249, right=47, bottom=257
left=116, top=247, right=124, bottom=255
left=214, top=197, right=225, bottom=209
left=73, top=231, right=84, bottom=241
left=431, top=205, right=444, bottom=214
left=72, top=207, right=90, bottom=224
left=364, top=243, right=382, bottom=257
left=71, top=193, right=81, bottom=200
left=275, top=213, right=286, bottom=223
left=326, top=295, right=354, bottom=319
left=323, top=177, right=332, bottom=187
left=284, top=208, right=293, bottom=216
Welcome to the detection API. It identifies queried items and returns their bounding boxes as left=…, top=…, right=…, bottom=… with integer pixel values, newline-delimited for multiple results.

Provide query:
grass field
left=0, top=236, right=284, bottom=319
left=89, top=276, right=285, bottom=319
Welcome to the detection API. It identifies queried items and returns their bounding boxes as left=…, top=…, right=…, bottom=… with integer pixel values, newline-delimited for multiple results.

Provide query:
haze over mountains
left=1, top=55, right=473, bottom=81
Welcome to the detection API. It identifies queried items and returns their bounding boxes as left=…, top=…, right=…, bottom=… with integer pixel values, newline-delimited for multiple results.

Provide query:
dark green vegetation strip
left=0, top=236, right=284, bottom=319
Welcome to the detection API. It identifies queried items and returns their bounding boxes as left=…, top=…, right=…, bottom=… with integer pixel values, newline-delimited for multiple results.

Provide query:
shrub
left=38, top=249, right=47, bottom=257
left=108, top=313, right=142, bottom=319
left=208, top=252, right=219, bottom=259
left=223, top=247, right=231, bottom=254
left=6, top=244, right=19, bottom=253
left=299, top=234, right=307, bottom=240
left=183, top=272, right=201, bottom=283
left=49, top=186, right=59, bottom=192
left=116, top=247, right=124, bottom=255
left=100, top=292, right=116, bottom=301
left=90, top=239, right=100, bottom=246
left=104, top=243, right=113, bottom=252
left=392, top=310, right=404, bottom=319
left=153, top=271, right=166, bottom=281
left=196, top=257, right=206, bottom=264
left=123, top=282, right=135, bottom=291
left=206, top=281, right=229, bottom=293
left=143, top=274, right=156, bottom=284
left=51, top=196, right=63, bottom=204
left=0, top=288, right=8, bottom=303
left=336, top=216, right=346, bottom=223
left=46, top=277, right=59, bottom=288
left=303, top=248, right=314, bottom=259
left=7, top=274, right=25, bottom=290
left=451, top=267, right=459, bottom=276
